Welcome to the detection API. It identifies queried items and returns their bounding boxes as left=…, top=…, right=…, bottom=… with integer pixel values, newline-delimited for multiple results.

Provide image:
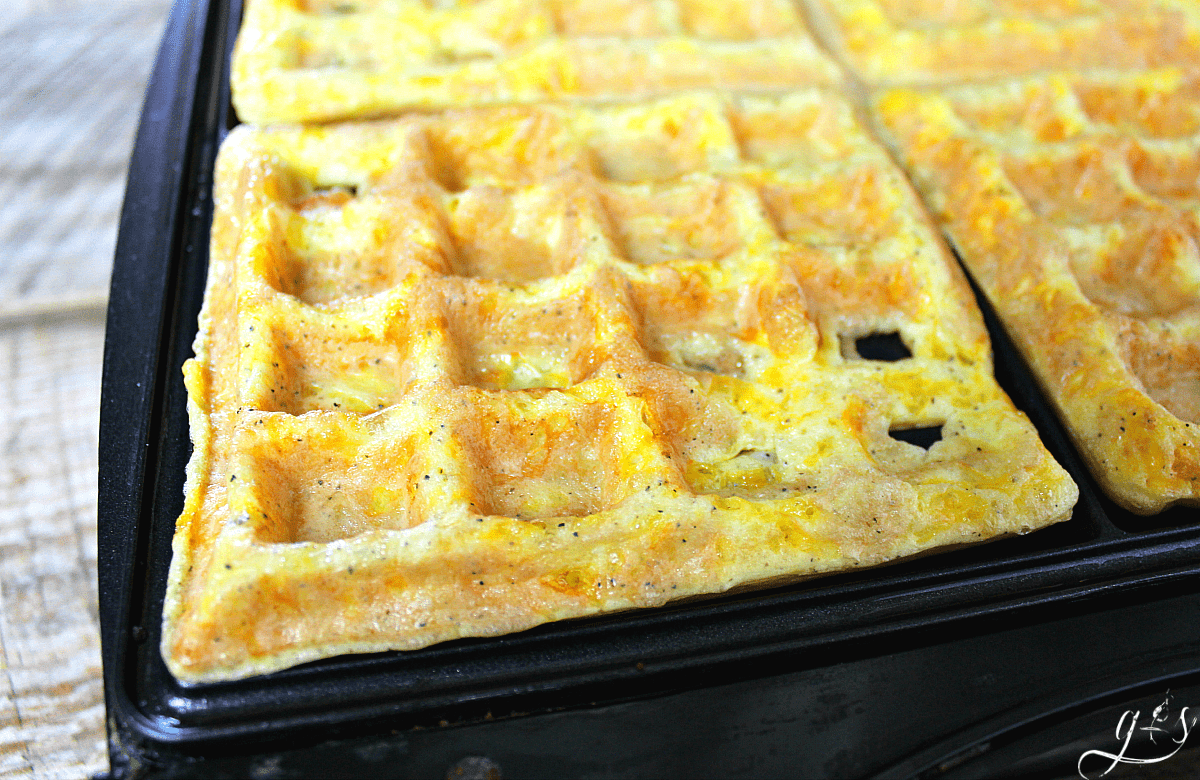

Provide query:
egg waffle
left=872, top=69, right=1200, bottom=514
left=162, top=90, right=1077, bottom=683
left=230, top=0, right=842, bottom=124
left=804, top=0, right=1200, bottom=86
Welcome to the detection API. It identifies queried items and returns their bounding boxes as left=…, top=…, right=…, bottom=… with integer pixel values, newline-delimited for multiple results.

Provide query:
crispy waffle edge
left=161, top=92, right=1079, bottom=683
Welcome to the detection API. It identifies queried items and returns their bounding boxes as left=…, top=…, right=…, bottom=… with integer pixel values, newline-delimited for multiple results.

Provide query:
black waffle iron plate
left=99, top=1, right=1200, bottom=776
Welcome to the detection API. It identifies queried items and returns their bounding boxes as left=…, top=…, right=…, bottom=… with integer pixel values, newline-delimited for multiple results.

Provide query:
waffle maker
left=98, top=1, right=1200, bottom=776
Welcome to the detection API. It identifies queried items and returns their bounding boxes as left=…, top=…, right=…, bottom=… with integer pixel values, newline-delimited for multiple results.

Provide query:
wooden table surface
left=0, top=1, right=172, bottom=776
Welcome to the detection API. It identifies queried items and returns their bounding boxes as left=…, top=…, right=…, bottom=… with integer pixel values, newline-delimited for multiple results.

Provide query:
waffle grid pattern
left=232, top=0, right=842, bottom=123
left=163, top=91, right=1077, bottom=681
left=872, top=69, right=1200, bottom=513
left=806, top=0, right=1200, bottom=86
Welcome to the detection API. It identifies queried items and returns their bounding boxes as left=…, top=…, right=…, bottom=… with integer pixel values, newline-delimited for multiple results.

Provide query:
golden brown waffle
left=804, top=0, right=1200, bottom=86
left=872, top=69, right=1200, bottom=514
left=163, top=90, right=1077, bottom=682
left=231, top=0, right=842, bottom=124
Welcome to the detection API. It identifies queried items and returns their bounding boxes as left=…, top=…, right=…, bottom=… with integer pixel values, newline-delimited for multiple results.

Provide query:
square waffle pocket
left=163, top=90, right=1077, bottom=683
left=231, top=0, right=842, bottom=124
left=803, top=0, right=1200, bottom=86
left=872, top=69, right=1200, bottom=514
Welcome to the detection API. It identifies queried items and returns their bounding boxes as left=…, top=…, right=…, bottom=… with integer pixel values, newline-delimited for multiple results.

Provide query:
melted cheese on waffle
left=163, top=91, right=1076, bottom=682
left=871, top=70, right=1200, bottom=513
left=805, top=0, right=1200, bottom=85
left=231, top=0, right=842, bottom=123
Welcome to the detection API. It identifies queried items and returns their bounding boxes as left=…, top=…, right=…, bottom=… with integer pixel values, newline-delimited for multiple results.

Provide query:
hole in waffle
left=888, top=424, right=943, bottom=450
left=843, top=331, right=912, bottom=362
left=458, top=399, right=637, bottom=520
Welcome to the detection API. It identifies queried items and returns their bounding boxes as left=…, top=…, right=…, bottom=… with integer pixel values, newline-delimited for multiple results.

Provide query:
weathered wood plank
left=0, top=1, right=172, bottom=304
left=0, top=1, right=171, bottom=777
left=0, top=316, right=108, bottom=778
